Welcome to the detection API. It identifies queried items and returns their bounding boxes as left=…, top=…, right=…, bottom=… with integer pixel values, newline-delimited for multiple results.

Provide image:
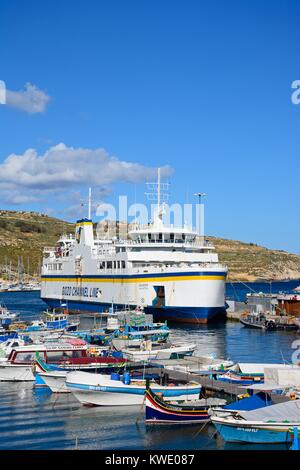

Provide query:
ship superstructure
left=41, top=172, right=228, bottom=323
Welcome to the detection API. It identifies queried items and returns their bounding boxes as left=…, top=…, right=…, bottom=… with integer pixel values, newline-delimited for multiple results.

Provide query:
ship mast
left=88, top=187, right=92, bottom=220
left=157, top=167, right=161, bottom=213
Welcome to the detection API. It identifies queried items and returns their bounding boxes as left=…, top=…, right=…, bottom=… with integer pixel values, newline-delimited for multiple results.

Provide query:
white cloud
left=6, top=82, right=51, bottom=114
left=0, top=143, right=173, bottom=206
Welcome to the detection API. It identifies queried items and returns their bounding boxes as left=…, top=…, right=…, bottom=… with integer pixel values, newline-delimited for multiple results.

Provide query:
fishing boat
left=121, top=341, right=196, bottom=361
left=211, top=399, right=300, bottom=444
left=0, top=303, right=18, bottom=326
left=66, top=370, right=202, bottom=406
left=216, top=370, right=264, bottom=385
left=145, top=387, right=213, bottom=424
left=0, top=338, right=26, bottom=358
left=11, top=311, right=80, bottom=340
left=163, top=356, right=236, bottom=374
left=0, top=328, right=19, bottom=343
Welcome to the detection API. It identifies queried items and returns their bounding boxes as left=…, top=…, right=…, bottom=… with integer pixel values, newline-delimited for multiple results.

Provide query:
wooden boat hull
left=145, top=389, right=210, bottom=424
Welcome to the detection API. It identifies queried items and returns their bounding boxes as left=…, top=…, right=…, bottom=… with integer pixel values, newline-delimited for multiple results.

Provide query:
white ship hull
left=41, top=268, right=227, bottom=323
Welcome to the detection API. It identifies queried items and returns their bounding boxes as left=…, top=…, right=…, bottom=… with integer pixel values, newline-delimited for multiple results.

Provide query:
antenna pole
left=157, top=168, right=161, bottom=212
left=194, top=192, right=206, bottom=240
left=88, top=187, right=92, bottom=220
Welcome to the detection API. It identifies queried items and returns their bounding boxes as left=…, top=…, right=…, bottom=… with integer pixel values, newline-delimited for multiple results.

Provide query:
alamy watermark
left=291, top=80, right=300, bottom=104
left=291, top=340, right=300, bottom=364
left=93, top=198, right=205, bottom=238
left=0, top=80, right=6, bottom=105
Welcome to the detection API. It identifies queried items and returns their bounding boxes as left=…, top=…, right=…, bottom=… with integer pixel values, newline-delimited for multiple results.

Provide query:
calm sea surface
left=0, top=281, right=299, bottom=450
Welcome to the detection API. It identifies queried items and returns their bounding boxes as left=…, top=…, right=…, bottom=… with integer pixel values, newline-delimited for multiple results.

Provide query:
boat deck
left=146, top=362, right=290, bottom=402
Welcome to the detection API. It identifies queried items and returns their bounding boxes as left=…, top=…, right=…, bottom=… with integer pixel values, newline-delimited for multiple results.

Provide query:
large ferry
left=41, top=174, right=228, bottom=323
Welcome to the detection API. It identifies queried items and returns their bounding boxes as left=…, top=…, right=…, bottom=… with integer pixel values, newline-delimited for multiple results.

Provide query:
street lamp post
left=194, top=192, right=206, bottom=242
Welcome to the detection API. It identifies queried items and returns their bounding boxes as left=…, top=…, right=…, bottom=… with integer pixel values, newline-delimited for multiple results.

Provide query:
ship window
left=170, top=233, right=174, bottom=242
left=158, top=233, right=162, bottom=242
left=107, top=261, right=112, bottom=269
left=122, top=261, right=126, bottom=269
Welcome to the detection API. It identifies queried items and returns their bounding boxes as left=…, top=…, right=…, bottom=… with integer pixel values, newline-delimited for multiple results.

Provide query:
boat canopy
left=239, top=399, right=300, bottom=422
left=224, top=392, right=273, bottom=411
left=241, top=383, right=293, bottom=391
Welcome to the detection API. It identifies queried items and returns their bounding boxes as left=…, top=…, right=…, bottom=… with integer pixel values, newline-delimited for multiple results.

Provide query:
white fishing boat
left=0, top=303, right=18, bottom=322
left=121, top=341, right=196, bottom=362
left=163, top=356, right=236, bottom=374
left=0, top=338, right=26, bottom=359
left=66, top=370, right=202, bottom=406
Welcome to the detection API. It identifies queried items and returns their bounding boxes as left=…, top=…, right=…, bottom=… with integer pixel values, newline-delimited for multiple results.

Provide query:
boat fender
left=123, top=372, right=131, bottom=385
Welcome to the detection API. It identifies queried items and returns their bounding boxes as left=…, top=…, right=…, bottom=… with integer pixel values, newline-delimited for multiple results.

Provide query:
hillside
left=0, top=210, right=74, bottom=279
left=0, top=210, right=299, bottom=282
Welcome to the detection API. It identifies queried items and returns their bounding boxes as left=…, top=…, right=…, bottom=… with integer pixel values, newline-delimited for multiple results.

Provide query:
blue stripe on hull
left=41, top=271, right=227, bottom=280
left=67, top=382, right=201, bottom=396
left=41, top=298, right=226, bottom=324
left=214, top=423, right=292, bottom=444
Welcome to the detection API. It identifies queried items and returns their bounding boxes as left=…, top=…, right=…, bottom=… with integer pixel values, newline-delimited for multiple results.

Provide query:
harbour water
left=0, top=281, right=299, bottom=450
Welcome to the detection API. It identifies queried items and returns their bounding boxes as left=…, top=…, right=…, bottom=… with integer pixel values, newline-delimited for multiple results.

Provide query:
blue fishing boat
left=15, top=310, right=80, bottom=338
left=211, top=398, right=300, bottom=444
left=0, top=329, right=19, bottom=343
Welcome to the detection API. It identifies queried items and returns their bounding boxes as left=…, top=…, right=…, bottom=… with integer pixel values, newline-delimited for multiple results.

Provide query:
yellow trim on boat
left=41, top=275, right=226, bottom=283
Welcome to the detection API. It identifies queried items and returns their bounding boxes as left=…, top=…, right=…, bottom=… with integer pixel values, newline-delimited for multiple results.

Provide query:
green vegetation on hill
left=0, top=210, right=299, bottom=282
left=0, top=210, right=74, bottom=278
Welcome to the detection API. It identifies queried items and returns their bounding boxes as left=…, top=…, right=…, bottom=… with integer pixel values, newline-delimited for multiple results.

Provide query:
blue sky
left=0, top=0, right=300, bottom=252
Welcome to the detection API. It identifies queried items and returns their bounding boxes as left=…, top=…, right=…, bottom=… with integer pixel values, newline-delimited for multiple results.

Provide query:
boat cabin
left=8, top=344, right=88, bottom=365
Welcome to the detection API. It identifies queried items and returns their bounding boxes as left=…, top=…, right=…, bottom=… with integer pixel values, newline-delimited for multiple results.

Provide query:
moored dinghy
left=66, top=370, right=201, bottom=406
left=121, top=341, right=196, bottom=362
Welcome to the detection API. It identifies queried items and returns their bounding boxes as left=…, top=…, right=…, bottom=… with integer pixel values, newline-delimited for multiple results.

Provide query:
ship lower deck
left=41, top=297, right=226, bottom=324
